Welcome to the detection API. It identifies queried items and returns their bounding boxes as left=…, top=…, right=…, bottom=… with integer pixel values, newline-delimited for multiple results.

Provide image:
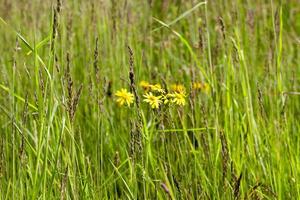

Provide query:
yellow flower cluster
left=192, top=82, right=210, bottom=93
left=114, top=81, right=209, bottom=108
left=139, top=81, right=165, bottom=93
left=140, top=82, right=186, bottom=109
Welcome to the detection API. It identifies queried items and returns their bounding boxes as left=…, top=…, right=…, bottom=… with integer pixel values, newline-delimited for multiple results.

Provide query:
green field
left=0, top=0, right=299, bottom=199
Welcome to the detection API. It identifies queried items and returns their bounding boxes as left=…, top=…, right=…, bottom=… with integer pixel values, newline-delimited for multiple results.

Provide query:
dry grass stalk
left=200, top=104, right=210, bottom=160
left=91, top=1, right=96, bottom=31
left=114, top=151, right=120, bottom=167
left=55, top=54, right=60, bottom=73
left=60, top=166, right=68, bottom=200
left=65, top=52, right=73, bottom=114
left=127, top=46, right=140, bottom=109
left=39, top=69, right=45, bottom=97
left=72, top=84, right=83, bottom=118
left=129, top=121, right=142, bottom=163
left=219, top=130, right=229, bottom=183
left=247, top=9, right=255, bottom=34
left=129, top=121, right=136, bottom=160
left=93, top=37, right=100, bottom=84
left=129, top=122, right=143, bottom=163
left=66, top=12, right=73, bottom=46
left=127, top=46, right=143, bottom=163
left=111, top=0, right=117, bottom=34
left=173, top=175, right=182, bottom=199
left=114, top=150, right=122, bottom=197
left=19, top=93, right=28, bottom=163
left=51, top=0, right=62, bottom=52
left=57, top=0, right=62, bottom=14
left=65, top=53, right=83, bottom=121
left=88, top=72, right=93, bottom=100
left=233, top=172, right=242, bottom=200
left=51, top=9, right=58, bottom=52
left=218, top=16, right=226, bottom=40
left=198, top=27, right=204, bottom=54
left=257, top=83, right=266, bottom=119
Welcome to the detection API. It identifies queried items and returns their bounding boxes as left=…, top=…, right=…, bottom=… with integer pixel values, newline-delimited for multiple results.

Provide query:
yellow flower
left=171, top=84, right=186, bottom=93
left=171, top=92, right=186, bottom=106
left=139, top=81, right=152, bottom=91
left=115, top=88, right=134, bottom=106
left=143, top=92, right=162, bottom=109
left=163, top=93, right=175, bottom=105
left=193, top=82, right=210, bottom=93
left=163, top=92, right=186, bottom=106
left=192, top=82, right=202, bottom=90
left=202, top=83, right=210, bottom=93
left=150, top=84, right=165, bottom=93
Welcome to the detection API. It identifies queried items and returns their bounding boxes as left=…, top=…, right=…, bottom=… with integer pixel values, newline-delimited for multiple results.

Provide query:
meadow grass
left=0, top=0, right=299, bottom=199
